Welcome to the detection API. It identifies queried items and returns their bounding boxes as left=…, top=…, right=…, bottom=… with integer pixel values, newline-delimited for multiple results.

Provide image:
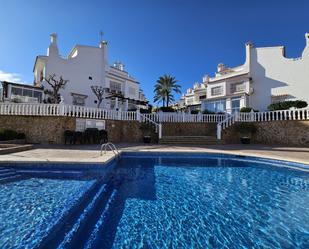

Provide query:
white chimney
left=202, top=74, right=209, bottom=83
left=217, top=63, right=225, bottom=73
left=99, top=40, right=108, bottom=64
left=47, top=33, right=59, bottom=56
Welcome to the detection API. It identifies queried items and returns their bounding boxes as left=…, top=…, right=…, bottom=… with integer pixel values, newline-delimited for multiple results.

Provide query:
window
left=89, top=76, right=93, bottom=80
left=231, top=97, right=241, bottom=114
left=110, top=81, right=122, bottom=93
left=186, top=97, right=194, bottom=105
left=199, top=95, right=206, bottom=100
left=33, top=91, right=42, bottom=102
left=211, top=86, right=223, bottom=96
left=230, top=82, right=245, bottom=93
left=23, top=89, right=33, bottom=97
left=11, top=87, right=22, bottom=96
left=71, top=93, right=87, bottom=106
left=204, top=99, right=226, bottom=113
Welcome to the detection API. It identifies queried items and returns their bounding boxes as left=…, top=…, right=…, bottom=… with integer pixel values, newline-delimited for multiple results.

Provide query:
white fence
left=0, top=103, right=226, bottom=123
left=217, top=109, right=309, bottom=139
left=141, top=112, right=226, bottom=123
left=0, top=103, right=138, bottom=121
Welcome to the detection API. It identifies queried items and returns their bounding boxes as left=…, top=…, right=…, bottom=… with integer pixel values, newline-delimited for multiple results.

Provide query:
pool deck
left=0, top=143, right=308, bottom=166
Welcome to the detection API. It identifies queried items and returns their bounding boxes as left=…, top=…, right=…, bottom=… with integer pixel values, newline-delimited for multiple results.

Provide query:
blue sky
left=0, top=0, right=308, bottom=104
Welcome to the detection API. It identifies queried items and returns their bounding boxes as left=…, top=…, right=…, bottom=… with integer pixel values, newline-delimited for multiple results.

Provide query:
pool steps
left=84, top=189, right=118, bottom=249
left=36, top=179, right=119, bottom=249
left=57, top=184, right=109, bottom=248
left=60, top=188, right=118, bottom=249
left=0, top=168, right=23, bottom=184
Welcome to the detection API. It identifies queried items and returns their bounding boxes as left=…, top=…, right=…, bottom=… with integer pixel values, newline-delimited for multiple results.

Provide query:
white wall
left=42, top=45, right=106, bottom=107
left=249, top=34, right=309, bottom=111
left=34, top=35, right=143, bottom=109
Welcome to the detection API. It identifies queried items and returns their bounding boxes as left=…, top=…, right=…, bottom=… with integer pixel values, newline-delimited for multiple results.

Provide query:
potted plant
left=233, top=123, right=257, bottom=144
left=139, top=123, right=155, bottom=143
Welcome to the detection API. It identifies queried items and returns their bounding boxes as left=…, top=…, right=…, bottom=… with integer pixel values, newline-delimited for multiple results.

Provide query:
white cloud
left=0, top=70, right=23, bottom=83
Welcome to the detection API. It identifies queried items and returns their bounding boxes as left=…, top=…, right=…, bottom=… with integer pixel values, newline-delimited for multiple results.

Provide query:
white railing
left=0, top=103, right=138, bottom=121
left=217, top=109, right=309, bottom=139
left=141, top=112, right=226, bottom=123
left=0, top=103, right=226, bottom=123
left=140, top=114, right=162, bottom=139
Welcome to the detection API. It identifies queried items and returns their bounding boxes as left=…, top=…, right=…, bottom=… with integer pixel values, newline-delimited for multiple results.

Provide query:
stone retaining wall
left=105, top=120, right=146, bottom=143
left=0, top=116, right=149, bottom=144
left=162, top=123, right=217, bottom=137
left=1, top=115, right=307, bottom=146
left=0, top=116, right=76, bottom=144
left=222, top=120, right=309, bottom=146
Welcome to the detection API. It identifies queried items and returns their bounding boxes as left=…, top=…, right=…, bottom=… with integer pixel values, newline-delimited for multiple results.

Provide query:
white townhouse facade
left=32, top=33, right=147, bottom=110
left=180, top=33, right=309, bottom=113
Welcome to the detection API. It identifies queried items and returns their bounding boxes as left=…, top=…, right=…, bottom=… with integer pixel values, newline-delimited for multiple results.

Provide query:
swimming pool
left=0, top=152, right=308, bottom=248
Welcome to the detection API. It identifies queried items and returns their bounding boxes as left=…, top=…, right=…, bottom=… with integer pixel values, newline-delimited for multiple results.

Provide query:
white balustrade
left=217, top=108, right=309, bottom=139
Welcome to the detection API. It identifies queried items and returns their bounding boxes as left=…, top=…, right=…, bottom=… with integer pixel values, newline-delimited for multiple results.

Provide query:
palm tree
left=154, top=74, right=181, bottom=107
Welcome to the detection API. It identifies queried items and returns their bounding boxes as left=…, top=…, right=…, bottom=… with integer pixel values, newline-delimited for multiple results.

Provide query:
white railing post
left=136, top=109, right=141, bottom=122
left=159, top=123, right=162, bottom=139
left=217, top=123, right=222, bottom=140
left=250, top=109, right=255, bottom=122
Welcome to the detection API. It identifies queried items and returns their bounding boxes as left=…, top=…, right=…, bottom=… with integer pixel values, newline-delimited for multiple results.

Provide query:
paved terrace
left=0, top=144, right=308, bottom=166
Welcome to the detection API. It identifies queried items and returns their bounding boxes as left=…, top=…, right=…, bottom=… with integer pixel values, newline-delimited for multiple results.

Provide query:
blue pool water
left=0, top=153, right=308, bottom=248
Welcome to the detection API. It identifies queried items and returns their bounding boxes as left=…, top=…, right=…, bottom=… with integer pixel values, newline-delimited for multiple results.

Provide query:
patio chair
left=99, top=129, right=108, bottom=144
left=73, top=131, right=84, bottom=145
left=64, top=130, right=74, bottom=145
left=84, top=128, right=99, bottom=144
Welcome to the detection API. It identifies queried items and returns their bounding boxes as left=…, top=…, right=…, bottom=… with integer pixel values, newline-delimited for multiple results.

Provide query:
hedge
left=268, top=100, right=308, bottom=111
left=0, top=129, right=26, bottom=141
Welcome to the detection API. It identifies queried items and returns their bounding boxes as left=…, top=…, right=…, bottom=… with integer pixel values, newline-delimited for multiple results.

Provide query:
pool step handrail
left=100, top=142, right=120, bottom=157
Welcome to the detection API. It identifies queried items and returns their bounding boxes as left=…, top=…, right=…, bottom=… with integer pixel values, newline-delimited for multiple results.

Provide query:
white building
left=181, top=33, right=309, bottom=113
left=33, top=33, right=147, bottom=110
left=0, top=81, right=44, bottom=103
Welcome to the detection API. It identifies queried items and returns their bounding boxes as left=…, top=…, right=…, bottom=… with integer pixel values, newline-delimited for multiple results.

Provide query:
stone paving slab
left=0, top=144, right=308, bottom=166
left=0, top=146, right=116, bottom=164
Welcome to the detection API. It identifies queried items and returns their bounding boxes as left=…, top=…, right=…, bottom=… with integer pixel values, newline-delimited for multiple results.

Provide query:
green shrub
left=159, top=106, right=175, bottom=112
left=240, top=107, right=259, bottom=113
left=190, top=110, right=199, bottom=114
left=233, top=123, right=257, bottom=135
left=139, top=123, right=155, bottom=135
left=0, top=129, right=20, bottom=141
left=294, top=100, right=308, bottom=109
left=240, top=107, right=252, bottom=113
left=268, top=100, right=308, bottom=111
left=140, top=108, right=151, bottom=114
left=202, top=109, right=215, bottom=114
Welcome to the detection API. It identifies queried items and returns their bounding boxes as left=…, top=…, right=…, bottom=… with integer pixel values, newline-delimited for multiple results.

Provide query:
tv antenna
left=99, top=30, right=104, bottom=41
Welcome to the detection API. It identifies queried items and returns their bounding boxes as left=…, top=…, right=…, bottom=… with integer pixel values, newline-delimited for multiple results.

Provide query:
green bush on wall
left=268, top=100, right=308, bottom=111
left=202, top=109, right=215, bottom=114
left=0, top=129, right=26, bottom=141
left=233, top=123, right=257, bottom=135
left=190, top=110, right=200, bottom=114
left=159, top=106, right=176, bottom=112
left=240, top=107, right=259, bottom=113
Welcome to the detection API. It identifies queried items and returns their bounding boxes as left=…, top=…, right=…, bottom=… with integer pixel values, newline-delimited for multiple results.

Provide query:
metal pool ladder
left=100, top=142, right=120, bottom=157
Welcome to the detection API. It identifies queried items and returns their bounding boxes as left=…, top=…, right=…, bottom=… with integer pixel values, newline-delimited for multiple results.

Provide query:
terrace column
left=125, top=99, right=129, bottom=111
left=226, top=98, right=232, bottom=114
left=115, top=97, right=119, bottom=110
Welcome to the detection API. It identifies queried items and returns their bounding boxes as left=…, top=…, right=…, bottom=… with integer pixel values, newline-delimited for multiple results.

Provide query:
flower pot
left=240, top=137, right=251, bottom=144
left=143, top=136, right=151, bottom=143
